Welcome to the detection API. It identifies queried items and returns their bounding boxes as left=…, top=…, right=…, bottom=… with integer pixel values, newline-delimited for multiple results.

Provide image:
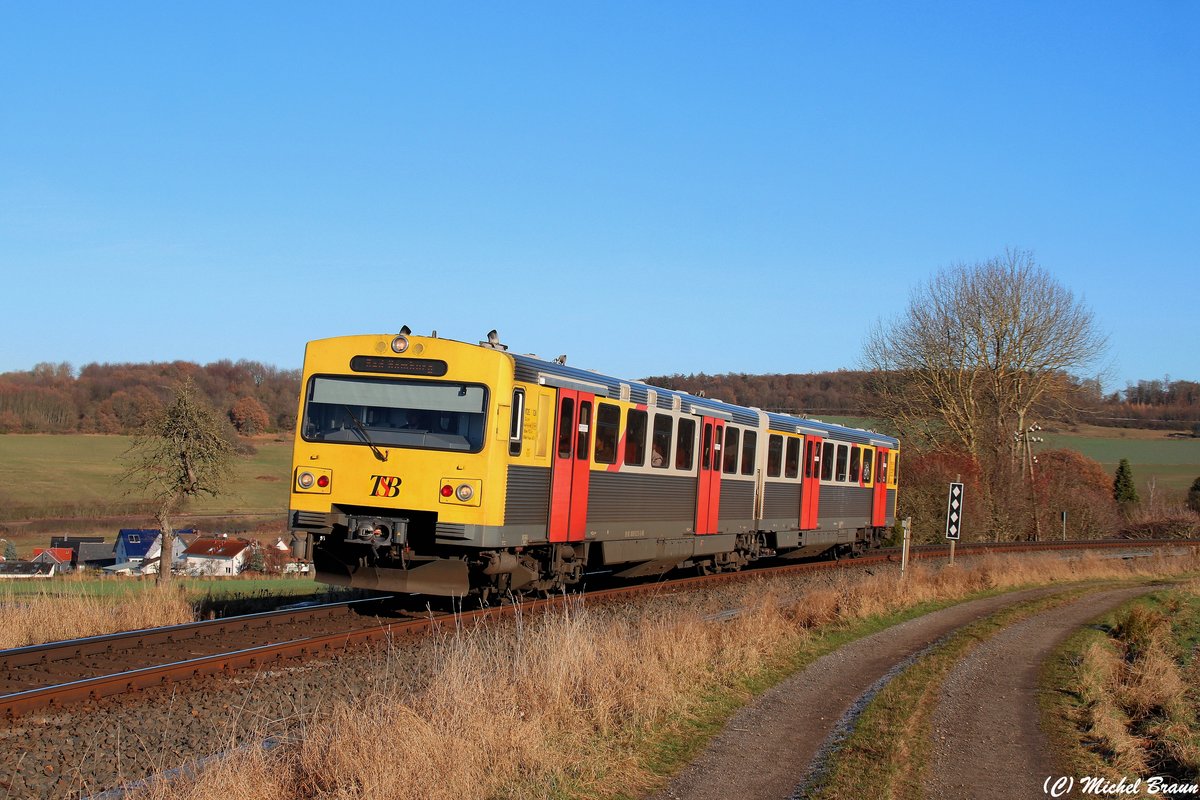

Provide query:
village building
left=183, top=537, right=253, bottom=576
left=32, top=548, right=75, bottom=573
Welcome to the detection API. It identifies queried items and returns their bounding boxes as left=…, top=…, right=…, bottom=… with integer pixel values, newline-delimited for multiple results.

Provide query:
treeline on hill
left=646, top=372, right=1200, bottom=432
left=0, top=361, right=300, bottom=435
left=1, top=362, right=1197, bottom=437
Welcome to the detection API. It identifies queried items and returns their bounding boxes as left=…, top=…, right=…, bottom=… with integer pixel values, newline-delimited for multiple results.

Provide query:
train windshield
left=302, top=376, right=488, bottom=453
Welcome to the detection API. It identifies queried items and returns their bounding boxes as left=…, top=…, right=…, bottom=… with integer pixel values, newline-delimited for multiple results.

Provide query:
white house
left=183, top=537, right=253, bottom=576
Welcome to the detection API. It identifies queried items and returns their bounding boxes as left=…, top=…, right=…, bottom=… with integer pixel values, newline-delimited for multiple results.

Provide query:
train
left=287, top=329, right=899, bottom=599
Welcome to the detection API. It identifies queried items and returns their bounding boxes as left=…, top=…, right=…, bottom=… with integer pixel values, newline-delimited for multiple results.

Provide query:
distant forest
left=1, top=361, right=1197, bottom=435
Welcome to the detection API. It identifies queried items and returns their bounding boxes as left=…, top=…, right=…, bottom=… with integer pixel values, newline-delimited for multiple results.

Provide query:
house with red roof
left=32, top=548, right=75, bottom=573
left=182, top=536, right=254, bottom=576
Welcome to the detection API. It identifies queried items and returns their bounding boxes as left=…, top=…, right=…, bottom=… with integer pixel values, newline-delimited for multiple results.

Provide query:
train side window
left=701, top=422, right=713, bottom=470
left=741, top=431, right=757, bottom=475
left=820, top=441, right=835, bottom=481
left=766, top=434, right=783, bottom=477
left=849, top=446, right=861, bottom=484
left=509, top=388, right=525, bottom=457
left=576, top=401, right=592, bottom=461
left=890, top=453, right=900, bottom=487
left=557, top=397, right=575, bottom=459
left=836, top=444, right=848, bottom=481
left=862, top=448, right=874, bottom=485
left=624, top=409, right=647, bottom=466
left=594, top=403, right=619, bottom=464
left=723, top=427, right=740, bottom=473
left=785, top=437, right=800, bottom=479
left=651, top=414, right=672, bottom=468
left=676, top=417, right=696, bottom=470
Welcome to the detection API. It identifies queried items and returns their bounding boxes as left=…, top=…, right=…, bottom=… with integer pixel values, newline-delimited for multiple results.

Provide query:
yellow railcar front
left=289, top=333, right=515, bottom=595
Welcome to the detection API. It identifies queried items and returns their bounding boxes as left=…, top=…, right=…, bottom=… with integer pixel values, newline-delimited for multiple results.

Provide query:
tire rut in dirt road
left=648, top=585, right=1073, bottom=800
left=924, top=585, right=1165, bottom=800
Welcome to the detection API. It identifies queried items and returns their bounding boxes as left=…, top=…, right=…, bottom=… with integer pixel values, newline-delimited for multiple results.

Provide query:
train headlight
left=391, top=335, right=410, bottom=353
left=295, top=467, right=332, bottom=494
left=439, top=478, right=481, bottom=506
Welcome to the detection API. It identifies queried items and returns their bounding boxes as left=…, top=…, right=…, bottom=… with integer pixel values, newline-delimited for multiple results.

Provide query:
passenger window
left=676, top=418, right=696, bottom=470
left=723, top=427, right=740, bottom=473
left=891, top=454, right=899, bottom=486
left=594, top=403, right=619, bottom=464
left=557, top=398, right=575, bottom=459
left=651, top=414, right=672, bottom=469
left=576, top=401, right=592, bottom=461
left=624, top=409, right=647, bottom=466
left=836, top=444, right=848, bottom=481
left=767, top=434, right=783, bottom=477
left=702, top=423, right=713, bottom=470
left=785, top=438, right=800, bottom=479
left=849, top=446, right=861, bottom=485
left=862, top=448, right=874, bottom=485
left=741, top=431, right=757, bottom=475
left=509, top=388, right=525, bottom=457
left=821, top=441, right=835, bottom=481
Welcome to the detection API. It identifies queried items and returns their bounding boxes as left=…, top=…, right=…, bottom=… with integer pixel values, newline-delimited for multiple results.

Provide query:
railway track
left=1, top=538, right=1192, bottom=720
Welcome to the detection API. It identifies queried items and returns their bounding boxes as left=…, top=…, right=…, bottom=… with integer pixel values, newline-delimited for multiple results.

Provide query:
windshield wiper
left=342, top=406, right=388, bottom=462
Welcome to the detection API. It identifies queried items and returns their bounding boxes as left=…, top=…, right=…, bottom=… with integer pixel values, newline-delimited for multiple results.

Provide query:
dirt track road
left=649, top=584, right=1157, bottom=800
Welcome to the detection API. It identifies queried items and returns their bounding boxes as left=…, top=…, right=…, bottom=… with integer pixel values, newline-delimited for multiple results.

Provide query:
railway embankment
left=1, top=547, right=1197, bottom=799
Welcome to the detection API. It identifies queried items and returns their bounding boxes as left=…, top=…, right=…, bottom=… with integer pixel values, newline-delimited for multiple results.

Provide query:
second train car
left=288, top=329, right=899, bottom=598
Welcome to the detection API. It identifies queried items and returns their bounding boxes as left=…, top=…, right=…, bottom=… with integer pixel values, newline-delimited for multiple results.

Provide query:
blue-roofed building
left=114, top=529, right=157, bottom=564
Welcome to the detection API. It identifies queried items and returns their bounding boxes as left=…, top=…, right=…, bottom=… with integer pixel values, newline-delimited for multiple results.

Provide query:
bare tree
left=120, top=378, right=234, bottom=585
left=864, top=249, right=1107, bottom=537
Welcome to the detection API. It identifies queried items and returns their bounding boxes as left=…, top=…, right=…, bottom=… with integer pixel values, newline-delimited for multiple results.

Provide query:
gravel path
left=924, top=585, right=1160, bottom=800
left=648, top=585, right=1074, bottom=800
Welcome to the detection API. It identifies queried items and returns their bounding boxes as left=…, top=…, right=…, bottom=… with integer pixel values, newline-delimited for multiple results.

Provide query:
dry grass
left=0, top=582, right=194, bottom=649
left=1071, top=584, right=1200, bottom=778
left=126, top=547, right=1200, bottom=800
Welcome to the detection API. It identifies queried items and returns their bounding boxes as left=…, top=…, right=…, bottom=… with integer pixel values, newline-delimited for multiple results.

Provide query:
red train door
left=695, top=417, right=723, bottom=534
left=549, top=390, right=593, bottom=543
left=871, top=448, right=890, bottom=527
left=801, top=436, right=822, bottom=530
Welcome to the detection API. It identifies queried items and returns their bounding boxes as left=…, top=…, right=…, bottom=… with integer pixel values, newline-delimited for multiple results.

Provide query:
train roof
left=509, top=352, right=898, bottom=448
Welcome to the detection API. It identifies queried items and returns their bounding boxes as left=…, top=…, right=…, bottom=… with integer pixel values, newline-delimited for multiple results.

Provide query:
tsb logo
left=370, top=475, right=402, bottom=497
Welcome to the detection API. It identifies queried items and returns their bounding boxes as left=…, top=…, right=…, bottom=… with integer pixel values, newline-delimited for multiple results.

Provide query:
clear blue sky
left=2, top=2, right=1196, bottom=393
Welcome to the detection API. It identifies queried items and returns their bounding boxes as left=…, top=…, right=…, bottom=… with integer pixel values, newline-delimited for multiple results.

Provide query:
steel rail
left=3, top=538, right=1194, bottom=719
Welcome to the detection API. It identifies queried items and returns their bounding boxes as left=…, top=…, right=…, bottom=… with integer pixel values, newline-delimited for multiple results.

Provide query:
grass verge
left=124, top=548, right=1200, bottom=800
left=1042, top=583, right=1200, bottom=788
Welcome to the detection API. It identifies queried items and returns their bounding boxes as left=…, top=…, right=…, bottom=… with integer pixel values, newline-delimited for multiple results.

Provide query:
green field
left=1039, top=429, right=1200, bottom=492
left=0, top=434, right=292, bottom=548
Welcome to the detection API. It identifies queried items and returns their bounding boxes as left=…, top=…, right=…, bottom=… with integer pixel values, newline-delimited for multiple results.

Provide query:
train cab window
left=849, top=446, right=861, bottom=485
left=723, top=427, right=740, bottom=473
left=676, top=418, right=696, bottom=470
left=557, top=398, right=575, bottom=459
left=741, top=431, right=757, bottom=475
left=835, top=444, right=849, bottom=482
left=651, top=414, right=672, bottom=468
left=576, top=401, right=592, bottom=461
left=820, top=441, right=835, bottom=481
left=785, top=437, right=800, bottom=479
left=594, top=403, right=620, bottom=464
left=509, top=388, right=525, bottom=457
left=624, top=409, right=647, bottom=466
left=862, top=448, right=874, bottom=486
left=804, top=440, right=814, bottom=479
left=766, top=434, right=783, bottom=478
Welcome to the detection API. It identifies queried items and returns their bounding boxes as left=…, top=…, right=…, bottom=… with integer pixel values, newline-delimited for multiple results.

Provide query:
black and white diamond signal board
left=945, top=482, right=964, bottom=540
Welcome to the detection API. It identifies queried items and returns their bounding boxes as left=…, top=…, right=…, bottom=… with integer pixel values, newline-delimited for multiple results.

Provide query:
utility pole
left=1016, top=423, right=1044, bottom=541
